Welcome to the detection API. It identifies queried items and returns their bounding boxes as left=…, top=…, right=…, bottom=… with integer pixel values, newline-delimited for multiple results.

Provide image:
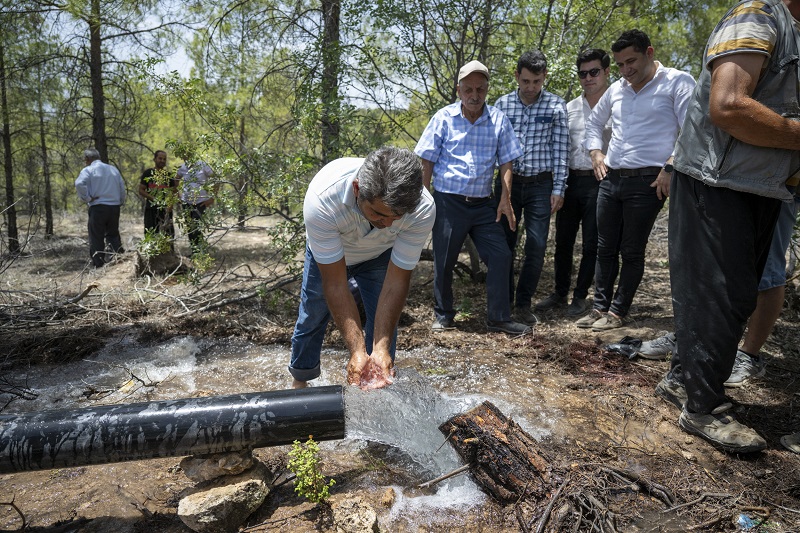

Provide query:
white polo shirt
left=303, top=158, right=435, bottom=270
left=584, top=62, right=696, bottom=169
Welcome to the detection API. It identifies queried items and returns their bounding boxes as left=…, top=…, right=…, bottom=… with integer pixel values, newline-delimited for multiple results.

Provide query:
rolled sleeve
left=414, top=114, right=444, bottom=163
left=496, top=115, right=524, bottom=166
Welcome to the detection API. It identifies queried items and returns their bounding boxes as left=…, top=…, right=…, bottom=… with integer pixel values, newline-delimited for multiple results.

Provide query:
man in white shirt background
left=536, top=49, right=611, bottom=317
left=577, top=30, right=696, bottom=331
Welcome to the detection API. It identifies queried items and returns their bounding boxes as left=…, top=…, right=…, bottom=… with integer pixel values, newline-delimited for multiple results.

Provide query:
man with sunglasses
left=493, top=50, right=569, bottom=326
left=536, top=49, right=611, bottom=317
left=578, top=30, right=695, bottom=331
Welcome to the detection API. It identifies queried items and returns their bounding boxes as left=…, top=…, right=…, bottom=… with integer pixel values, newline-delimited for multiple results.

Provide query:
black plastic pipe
left=0, top=386, right=344, bottom=474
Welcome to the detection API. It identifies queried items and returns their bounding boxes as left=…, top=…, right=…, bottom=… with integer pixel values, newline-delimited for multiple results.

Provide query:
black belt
left=610, top=166, right=662, bottom=177
left=448, top=193, right=491, bottom=203
left=570, top=169, right=595, bottom=177
left=514, top=171, right=553, bottom=183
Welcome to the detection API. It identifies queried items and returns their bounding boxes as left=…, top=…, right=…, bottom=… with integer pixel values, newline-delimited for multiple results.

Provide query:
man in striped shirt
left=656, top=0, right=800, bottom=454
left=494, top=50, right=569, bottom=325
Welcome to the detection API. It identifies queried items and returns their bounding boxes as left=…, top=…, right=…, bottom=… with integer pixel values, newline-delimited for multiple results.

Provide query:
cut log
left=439, top=401, right=554, bottom=503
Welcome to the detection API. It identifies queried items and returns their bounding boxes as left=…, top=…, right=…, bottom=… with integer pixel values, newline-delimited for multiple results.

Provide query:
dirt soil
left=2, top=211, right=800, bottom=532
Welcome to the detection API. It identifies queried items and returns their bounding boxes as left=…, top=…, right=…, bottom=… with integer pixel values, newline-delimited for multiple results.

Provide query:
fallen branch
left=534, top=475, right=569, bottom=533
left=0, top=495, right=26, bottom=530
left=418, top=464, right=472, bottom=489
left=600, top=466, right=675, bottom=506
left=663, top=492, right=733, bottom=513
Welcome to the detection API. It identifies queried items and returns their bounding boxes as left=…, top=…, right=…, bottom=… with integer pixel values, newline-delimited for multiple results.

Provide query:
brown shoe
left=591, top=313, right=624, bottom=331
left=575, top=309, right=604, bottom=328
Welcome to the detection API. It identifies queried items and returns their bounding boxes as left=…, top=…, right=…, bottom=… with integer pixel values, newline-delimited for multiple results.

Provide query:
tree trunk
left=439, top=401, right=556, bottom=503
left=0, top=38, right=19, bottom=254
left=237, top=114, right=246, bottom=228
left=37, top=63, right=53, bottom=237
left=88, top=0, right=108, bottom=161
left=320, top=0, right=340, bottom=163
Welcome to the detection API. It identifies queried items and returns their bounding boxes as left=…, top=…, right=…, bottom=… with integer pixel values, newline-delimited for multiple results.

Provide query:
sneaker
left=576, top=309, right=604, bottom=328
left=514, top=307, right=540, bottom=325
left=487, top=320, right=532, bottom=335
left=591, top=313, right=624, bottom=331
left=724, top=350, right=765, bottom=387
left=679, top=402, right=767, bottom=454
left=431, top=318, right=456, bottom=331
left=638, top=332, right=676, bottom=360
left=534, top=293, right=566, bottom=311
left=566, top=298, right=590, bottom=317
left=655, top=375, right=687, bottom=410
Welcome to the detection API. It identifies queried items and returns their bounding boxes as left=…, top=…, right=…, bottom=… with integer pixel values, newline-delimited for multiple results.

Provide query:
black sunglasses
left=578, top=68, right=602, bottom=79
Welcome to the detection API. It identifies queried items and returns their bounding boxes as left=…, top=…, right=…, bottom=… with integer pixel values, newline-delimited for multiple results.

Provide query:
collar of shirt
left=445, top=101, right=490, bottom=124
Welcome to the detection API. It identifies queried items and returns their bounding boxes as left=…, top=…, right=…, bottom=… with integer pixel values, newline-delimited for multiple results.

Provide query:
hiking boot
left=638, top=332, right=676, bottom=360
left=724, top=349, right=765, bottom=387
left=535, top=293, right=567, bottom=311
left=487, top=320, right=532, bottom=335
left=576, top=309, right=604, bottom=328
left=655, top=375, right=687, bottom=410
left=514, top=307, right=540, bottom=326
left=431, top=318, right=456, bottom=331
left=591, top=313, right=624, bottom=331
left=679, top=402, right=767, bottom=454
left=566, top=298, right=590, bottom=317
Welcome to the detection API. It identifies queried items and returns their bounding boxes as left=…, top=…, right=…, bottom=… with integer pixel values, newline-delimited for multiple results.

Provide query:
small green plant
left=287, top=436, right=335, bottom=504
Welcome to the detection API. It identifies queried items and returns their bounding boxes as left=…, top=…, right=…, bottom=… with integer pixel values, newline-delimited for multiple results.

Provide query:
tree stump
left=439, top=401, right=555, bottom=503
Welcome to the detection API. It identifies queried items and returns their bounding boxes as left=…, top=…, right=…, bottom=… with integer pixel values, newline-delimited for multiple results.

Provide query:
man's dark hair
left=357, top=146, right=423, bottom=216
left=611, top=29, right=651, bottom=54
left=576, top=48, right=610, bottom=69
left=517, top=50, right=547, bottom=75
left=154, top=150, right=167, bottom=159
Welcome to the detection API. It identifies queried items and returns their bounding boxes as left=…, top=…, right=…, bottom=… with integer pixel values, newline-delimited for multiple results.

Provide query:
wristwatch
left=663, top=163, right=674, bottom=174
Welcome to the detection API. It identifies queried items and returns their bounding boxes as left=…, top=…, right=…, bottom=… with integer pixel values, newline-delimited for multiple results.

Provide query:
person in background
left=138, top=150, right=176, bottom=240
left=177, top=159, right=215, bottom=256
left=578, top=29, right=695, bottom=331
left=74, top=147, right=127, bottom=268
left=494, top=50, right=569, bottom=325
left=414, top=59, right=531, bottom=335
left=536, top=48, right=611, bottom=317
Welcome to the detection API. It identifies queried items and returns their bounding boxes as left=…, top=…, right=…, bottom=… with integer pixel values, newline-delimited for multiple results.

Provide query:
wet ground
left=2, top=213, right=800, bottom=531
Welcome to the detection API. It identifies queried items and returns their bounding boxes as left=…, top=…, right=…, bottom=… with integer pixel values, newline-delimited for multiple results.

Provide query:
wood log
left=439, top=401, right=555, bottom=503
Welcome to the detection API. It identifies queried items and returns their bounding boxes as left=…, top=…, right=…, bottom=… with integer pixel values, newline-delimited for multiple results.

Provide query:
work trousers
left=88, top=204, right=122, bottom=267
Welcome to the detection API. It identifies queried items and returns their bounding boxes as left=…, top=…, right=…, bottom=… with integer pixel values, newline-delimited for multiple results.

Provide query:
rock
left=181, top=449, right=257, bottom=482
left=380, top=487, right=395, bottom=508
left=332, top=497, right=379, bottom=533
left=177, top=463, right=271, bottom=533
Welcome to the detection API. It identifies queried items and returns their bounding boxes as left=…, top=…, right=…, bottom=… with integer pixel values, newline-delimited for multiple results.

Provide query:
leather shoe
left=487, top=320, right=532, bottom=335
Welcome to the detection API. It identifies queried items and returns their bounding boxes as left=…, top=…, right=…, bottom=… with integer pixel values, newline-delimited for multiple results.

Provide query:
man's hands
left=651, top=169, right=671, bottom=200
left=496, top=194, right=516, bottom=231
left=550, top=195, right=564, bottom=214
left=590, top=150, right=608, bottom=181
left=347, top=351, right=394, bottom=390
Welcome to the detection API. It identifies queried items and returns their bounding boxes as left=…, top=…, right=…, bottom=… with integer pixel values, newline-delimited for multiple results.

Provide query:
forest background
left=0, top=0, right=734, bottom=271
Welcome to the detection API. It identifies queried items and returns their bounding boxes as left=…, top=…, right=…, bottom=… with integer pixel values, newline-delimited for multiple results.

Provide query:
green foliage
left=287, top=436, right=336, bottom=505
left=137, top=229, right=172, bottom=258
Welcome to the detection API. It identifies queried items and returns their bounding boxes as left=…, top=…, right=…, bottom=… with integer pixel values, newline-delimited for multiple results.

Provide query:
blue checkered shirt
left=414, top=102, right=523, bottom=197
left=494, top=90, right=569, bottom=197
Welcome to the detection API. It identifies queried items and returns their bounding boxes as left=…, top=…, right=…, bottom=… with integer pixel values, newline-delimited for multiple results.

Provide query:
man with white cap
left=415, top=60, right=531, bottom=335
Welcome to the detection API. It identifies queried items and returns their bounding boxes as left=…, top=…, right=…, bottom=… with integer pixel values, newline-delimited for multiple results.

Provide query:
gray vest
left=674, top=0, right=800, bottom=201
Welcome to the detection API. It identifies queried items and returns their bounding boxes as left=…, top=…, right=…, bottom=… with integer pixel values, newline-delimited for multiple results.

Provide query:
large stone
left=332, top=497, right=379, bottom=533
left=177, top=463, right=271, bottom=533
left=181, top=449, right=256, bottom=482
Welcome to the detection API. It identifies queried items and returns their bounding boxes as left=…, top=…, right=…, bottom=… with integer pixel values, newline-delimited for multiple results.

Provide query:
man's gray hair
left=83, top=148, right=101, bottom=161
left=356, top=146, right=423, bottom=216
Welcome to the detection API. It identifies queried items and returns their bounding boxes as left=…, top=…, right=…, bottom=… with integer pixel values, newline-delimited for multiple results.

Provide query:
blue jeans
left=594, top=172, right=665, bottom=317
left=289, top=246, right=397, bottom=382
left=432, top=191, right=512, bottom=322
left=496, top=175, right=553, bottom=309
left=758, top=193, right=800, bottom=290
left=554, top=173, right=599, bottom=300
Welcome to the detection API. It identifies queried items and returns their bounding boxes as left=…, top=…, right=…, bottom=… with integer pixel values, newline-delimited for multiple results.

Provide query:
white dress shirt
left=567, top=95, right=611, bottom=171
left=584, top=62, right=696, bottom=169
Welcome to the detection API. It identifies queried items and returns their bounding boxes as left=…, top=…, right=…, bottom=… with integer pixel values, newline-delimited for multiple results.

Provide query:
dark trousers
left=144, top=204, right=174, bottom=238
left=495, top=174, right=553, bottom=309
left=183, top=202, right=207, bottom=254
left=593, top=172, right=665, bottom=317
left=667, top=171, right=780, bottom=414
left=432, top=191, right=512, bottom=322
left=553, top=173, right=600, bottom=300
left=88, top=204, right=122, bottom=267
